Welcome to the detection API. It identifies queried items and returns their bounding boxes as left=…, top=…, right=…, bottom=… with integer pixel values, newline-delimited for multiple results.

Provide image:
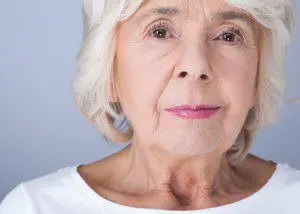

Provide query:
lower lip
left=165, top=107, right=221, bottom=119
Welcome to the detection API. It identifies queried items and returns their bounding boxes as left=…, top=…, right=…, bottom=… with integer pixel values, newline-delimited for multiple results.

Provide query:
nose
left=173, top=43, right=212, bottom=83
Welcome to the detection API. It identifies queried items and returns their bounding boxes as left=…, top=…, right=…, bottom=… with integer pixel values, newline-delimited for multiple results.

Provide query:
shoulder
left=238, top=154, right=300, bottom=192
left=242, top=155, right=300, bottom=208
left=0, top=165, right=78, bottom=214
left=268, top=162, right=300, bottom=210
left=0, top=183, right=36, bottom=214
left=251, top=154, right=300, bottom=187
left=276, top=162, right=300, bottom=189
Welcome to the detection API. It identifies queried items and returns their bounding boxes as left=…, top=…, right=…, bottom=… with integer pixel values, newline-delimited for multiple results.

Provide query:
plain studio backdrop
left=0, top=0, right=299, bottom=201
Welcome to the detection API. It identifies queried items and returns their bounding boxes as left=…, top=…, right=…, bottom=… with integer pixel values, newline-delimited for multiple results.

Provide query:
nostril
left=179, top=71, right=187, bottom=78
left=200, top=74, right=208, bottom=80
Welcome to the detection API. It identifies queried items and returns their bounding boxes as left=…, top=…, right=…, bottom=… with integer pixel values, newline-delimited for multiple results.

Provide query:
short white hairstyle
left=73, top=0, right=298, bottom=166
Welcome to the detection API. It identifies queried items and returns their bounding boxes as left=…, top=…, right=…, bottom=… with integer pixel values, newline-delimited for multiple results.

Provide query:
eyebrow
left=216, top=10, right=253, bottom=26
left=133, top=7, right=180, bottom=23
left=134, top=6, right=253, bottom=26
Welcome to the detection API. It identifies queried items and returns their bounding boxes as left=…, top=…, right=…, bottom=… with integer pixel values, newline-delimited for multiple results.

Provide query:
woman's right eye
left=147, top=22, right=175, bottom=40
left=152, top=28, right=171, bottom=39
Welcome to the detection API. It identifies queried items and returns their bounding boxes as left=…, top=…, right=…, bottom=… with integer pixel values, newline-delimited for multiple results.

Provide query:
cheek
left=213, top=46, right=258, bottom=110
left=115, top=39, right=177, bottom=121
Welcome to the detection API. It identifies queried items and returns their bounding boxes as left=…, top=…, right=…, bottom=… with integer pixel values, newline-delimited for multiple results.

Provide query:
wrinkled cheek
left=116, top=75, right=151, bottom=124
left=212, top=47, right=258, bottom=137
left=115, top=47, right=174, bottom=126
left=221, top=74, right=256, bottom=116
left=213, top=47, right=258, bottom=103
left=141, top=40, right=181, bottom=62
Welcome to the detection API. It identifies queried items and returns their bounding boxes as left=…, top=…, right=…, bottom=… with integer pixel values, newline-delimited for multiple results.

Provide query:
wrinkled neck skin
left=117, top=138, right=247, bottom=209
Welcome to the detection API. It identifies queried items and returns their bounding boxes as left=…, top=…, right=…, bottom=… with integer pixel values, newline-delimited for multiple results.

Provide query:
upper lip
left=165, top=104, right=220, bottom=111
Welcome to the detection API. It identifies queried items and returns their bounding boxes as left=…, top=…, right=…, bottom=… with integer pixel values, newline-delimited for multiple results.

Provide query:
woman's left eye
left=214, top=27, right=244, bottom=44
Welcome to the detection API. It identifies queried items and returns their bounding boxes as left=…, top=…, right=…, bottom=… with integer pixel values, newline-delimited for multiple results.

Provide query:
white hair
left=73, top=0, right=298, bottom=166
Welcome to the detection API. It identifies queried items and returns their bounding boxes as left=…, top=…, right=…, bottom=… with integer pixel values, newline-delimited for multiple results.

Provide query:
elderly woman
left=1, top=0, right=300, bottom=213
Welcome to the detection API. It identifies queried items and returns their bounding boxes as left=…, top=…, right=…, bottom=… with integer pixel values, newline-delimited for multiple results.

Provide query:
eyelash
left=147, top=22, right=176, bottom=39
left=146, top=21, right=244, bottom=44
left=214, top=26, right=244, bottom=44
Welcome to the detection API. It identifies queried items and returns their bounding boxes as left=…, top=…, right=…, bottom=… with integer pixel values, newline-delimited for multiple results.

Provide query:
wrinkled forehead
left=130, top=0, right=255, bottom=26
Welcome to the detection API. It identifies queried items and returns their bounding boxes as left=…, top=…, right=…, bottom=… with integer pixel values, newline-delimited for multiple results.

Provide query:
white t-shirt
left=1, top=162, right=300, bottom=214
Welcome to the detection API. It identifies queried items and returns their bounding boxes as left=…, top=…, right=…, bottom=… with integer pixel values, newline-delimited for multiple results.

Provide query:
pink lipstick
left=164, top=104, right=221, bottom=119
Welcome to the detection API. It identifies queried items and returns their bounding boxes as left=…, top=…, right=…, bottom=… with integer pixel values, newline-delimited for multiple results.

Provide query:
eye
left=147, top=21, right=175, bottom=40
left=214, top=26, right=244, bottom=44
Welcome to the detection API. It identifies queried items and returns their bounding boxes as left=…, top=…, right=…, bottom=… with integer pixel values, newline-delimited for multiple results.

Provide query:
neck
left=118, top=141, right=245, bottom=207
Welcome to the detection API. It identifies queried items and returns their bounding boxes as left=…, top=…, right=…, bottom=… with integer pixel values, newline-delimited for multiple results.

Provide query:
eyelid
left=145, top=19, right=176, bottom=38
left=145, top=20, right=249, bottom=43
left=213, top=24, right=246, bottom=43
left=215, top=24, right=243, bottom=36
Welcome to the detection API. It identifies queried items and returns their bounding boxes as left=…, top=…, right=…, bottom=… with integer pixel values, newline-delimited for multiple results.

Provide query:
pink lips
left=164, top=104, right=221, bottom=119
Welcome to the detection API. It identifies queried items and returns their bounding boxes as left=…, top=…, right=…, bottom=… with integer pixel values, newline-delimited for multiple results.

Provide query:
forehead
left=130, top=0, right=254, bottom=25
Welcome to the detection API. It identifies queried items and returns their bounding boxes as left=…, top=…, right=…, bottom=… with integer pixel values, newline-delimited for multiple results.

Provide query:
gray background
left=0, top=0, right=299, bottom=201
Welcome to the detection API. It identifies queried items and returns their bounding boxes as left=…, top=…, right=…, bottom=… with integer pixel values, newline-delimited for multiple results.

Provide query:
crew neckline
left=68, top=162, right=287, bottom=213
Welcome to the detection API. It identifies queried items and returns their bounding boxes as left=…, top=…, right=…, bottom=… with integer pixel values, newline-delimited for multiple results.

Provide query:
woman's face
left=114, top=0, right=260, bottom=155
